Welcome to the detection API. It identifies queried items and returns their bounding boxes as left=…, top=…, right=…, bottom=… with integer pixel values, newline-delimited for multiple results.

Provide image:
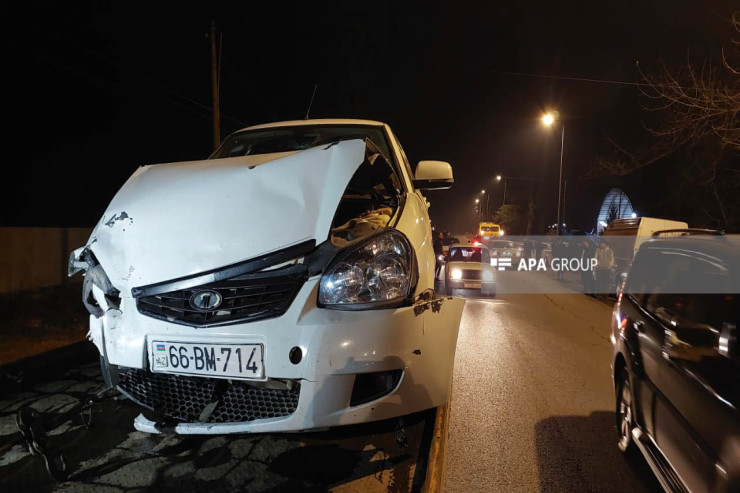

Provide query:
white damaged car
left=68, top=119, right=465, bottom=434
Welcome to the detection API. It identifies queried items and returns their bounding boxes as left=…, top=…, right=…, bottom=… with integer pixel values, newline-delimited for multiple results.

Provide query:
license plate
left=464, top=282, right=481, bottom=288
left=151, top=341, right=264, bottom=380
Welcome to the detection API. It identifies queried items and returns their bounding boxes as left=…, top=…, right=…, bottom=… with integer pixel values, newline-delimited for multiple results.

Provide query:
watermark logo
left=490, top=258, right=512, bottom=271
left=516, top=258, right=598, bottom=272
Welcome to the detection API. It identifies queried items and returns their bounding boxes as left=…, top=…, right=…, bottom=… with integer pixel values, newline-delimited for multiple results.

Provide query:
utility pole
left=556, top=123, right=564, bottom=235
left=210, top=20, right=221, bottom=150
left=562, top=179, right=567, bottom=233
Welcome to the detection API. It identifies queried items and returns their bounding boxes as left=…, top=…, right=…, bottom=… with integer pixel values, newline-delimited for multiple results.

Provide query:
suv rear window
left=449, top=247, right=487, bottom=262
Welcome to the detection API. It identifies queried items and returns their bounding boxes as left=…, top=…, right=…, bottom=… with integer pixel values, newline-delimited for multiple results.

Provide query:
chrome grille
left=136, top=267, right=307, bottom=327
left=117, top=368, right=300, bottom=423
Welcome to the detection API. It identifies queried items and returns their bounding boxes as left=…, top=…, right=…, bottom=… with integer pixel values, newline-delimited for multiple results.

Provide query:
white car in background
left=488, top=239, right=524, bottom=269
left=444, top=244, right=496, bottom=296
left=68, top=119, right=465, bottom=434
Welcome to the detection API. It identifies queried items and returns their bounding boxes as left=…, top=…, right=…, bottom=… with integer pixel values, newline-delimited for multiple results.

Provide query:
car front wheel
left=616, top=367, right=635, bottom=454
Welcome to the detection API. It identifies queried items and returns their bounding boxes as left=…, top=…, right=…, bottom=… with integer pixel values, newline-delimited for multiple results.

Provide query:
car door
left=650, top=254, right=739, bottom=491
left=620, top=248, right=666, bottom=435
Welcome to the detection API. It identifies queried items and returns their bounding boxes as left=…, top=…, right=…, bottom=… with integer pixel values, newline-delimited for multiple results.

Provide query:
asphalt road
left=1, top=268, right=664, bottom=493
left=443, top=270, right=662, bottom=492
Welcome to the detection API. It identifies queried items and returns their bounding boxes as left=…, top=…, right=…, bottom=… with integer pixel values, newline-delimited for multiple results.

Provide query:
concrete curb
left=422, top=398, right=451, bottom=493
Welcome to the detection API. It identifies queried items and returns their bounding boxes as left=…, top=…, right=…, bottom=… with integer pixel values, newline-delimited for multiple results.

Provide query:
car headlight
left=437, top=254, right=444, bottom=261
left=319, top=229, right=416, bottom=309
left=451, top=268, right=462, bottom=280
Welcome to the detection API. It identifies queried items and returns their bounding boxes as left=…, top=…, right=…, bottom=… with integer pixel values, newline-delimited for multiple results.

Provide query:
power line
left=473, top=67, right=647, bottom=87
left=32, top=33, right=246, bottom=127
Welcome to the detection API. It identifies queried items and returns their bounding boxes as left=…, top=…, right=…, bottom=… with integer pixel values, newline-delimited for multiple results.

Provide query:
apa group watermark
left=491, top=257, right=598, bottom=272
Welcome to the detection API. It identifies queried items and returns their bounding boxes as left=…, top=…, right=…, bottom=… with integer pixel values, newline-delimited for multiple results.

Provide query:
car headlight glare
left=451, top=268, right=462, bottom=280
left=319, top=230, right=415, bottom=309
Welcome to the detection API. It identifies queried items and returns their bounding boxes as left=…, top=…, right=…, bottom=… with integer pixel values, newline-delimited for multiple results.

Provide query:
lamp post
left=496, top=175, right=507, bottom=206
left=496, top=174, right=536, bottom=206
left=542, top=112, right=565, bottom=235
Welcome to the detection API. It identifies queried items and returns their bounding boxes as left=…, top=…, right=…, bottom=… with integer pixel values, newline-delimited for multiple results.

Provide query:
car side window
left=643, top=254, right=692, bottom=317
left=666, top=292, right=739, bottom=403
left=640, top=252, right=738, bottom=401
left=644, top=253, right=727, bottom=314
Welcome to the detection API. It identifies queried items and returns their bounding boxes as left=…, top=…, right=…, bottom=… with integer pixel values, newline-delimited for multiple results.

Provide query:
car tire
left=616, top=367, right=636, bottom=455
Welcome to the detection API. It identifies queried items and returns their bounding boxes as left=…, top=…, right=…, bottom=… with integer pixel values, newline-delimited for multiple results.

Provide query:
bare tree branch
left=635, top=12, right=740, bottom=152
left=594, top=11, right=739, bottom=231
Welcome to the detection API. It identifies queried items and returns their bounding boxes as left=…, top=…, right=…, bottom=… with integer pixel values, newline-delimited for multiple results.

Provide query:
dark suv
left=610, top=231, right=739, bottom=492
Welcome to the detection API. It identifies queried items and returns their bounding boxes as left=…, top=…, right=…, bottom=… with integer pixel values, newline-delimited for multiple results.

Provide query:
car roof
left=238, top=119, right=386, bottom=132
left=636, top=234, right=739, bottom=267
left=450, top=243, right=484, bottom=249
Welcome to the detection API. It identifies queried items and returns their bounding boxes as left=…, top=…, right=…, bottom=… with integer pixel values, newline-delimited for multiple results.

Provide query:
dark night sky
left=11, top=0, right=736, bottom=234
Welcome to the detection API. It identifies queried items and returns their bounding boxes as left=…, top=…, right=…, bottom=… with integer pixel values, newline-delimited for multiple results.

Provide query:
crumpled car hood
left=87, top=139, right=366, bottom=291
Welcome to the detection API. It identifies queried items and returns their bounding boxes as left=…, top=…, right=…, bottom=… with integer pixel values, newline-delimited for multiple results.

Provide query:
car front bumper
left=90, top=277, right=464, bottom=434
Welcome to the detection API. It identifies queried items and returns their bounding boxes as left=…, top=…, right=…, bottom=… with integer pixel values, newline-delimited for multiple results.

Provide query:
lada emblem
left=189, top=290, right=222, bottom=311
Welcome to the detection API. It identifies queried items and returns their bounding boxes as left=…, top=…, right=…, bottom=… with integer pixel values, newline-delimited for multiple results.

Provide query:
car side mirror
left=413, top=161, right=453, bottom=190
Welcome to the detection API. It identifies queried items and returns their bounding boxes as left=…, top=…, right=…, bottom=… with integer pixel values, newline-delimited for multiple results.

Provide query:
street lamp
left=474, top=197, right=481, bottom=221
left=495, top=175, right=507, bottom=206
left=542, top=111, right=565, bottom=235
left=479, top=190, right=489, bottom=217
left=495, top=174, right=536, bottom=206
